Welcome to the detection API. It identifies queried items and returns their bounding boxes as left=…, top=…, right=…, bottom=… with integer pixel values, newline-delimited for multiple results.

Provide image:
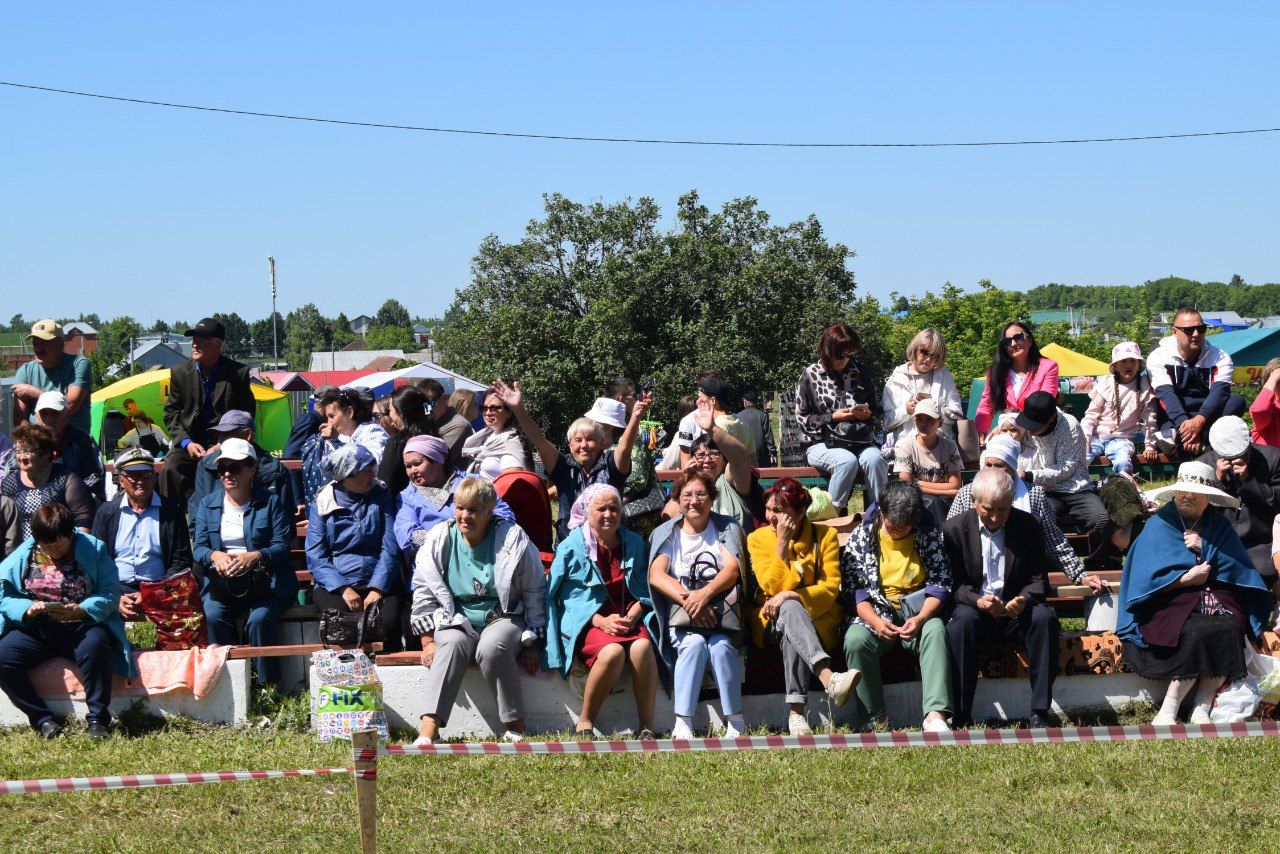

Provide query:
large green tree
left=374, top=299, right=412, bottom=330
left=283, top=303, right=334, bottom=371
left=435, top=191, right=860, bottom=433
left=87, top=316, right=144, bottom=382
left=212, top=312, right=252, bottom=357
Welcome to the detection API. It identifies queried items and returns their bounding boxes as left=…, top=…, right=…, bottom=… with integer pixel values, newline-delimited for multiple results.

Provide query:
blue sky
left=1, top=3, right=1276, bottom=325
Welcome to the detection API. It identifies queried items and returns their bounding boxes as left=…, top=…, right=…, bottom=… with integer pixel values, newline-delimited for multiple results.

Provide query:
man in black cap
left=159, top=318, right=256, bottom=503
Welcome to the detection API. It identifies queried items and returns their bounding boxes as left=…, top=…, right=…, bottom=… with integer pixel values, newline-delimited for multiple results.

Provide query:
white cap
left=913, top=398, right=941, bottom=420
left=583, top=396, right=628, bottom=430
left=218, top=438, right=258, bottom=463
left=35, top=391, right=68, bottom=412
left=1110, top=341, right=1143, bottom=365
left=1208, top=415, right=1251, bottom=459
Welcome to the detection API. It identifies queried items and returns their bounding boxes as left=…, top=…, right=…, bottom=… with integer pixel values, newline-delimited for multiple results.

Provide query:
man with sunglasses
left=419, top=378, right=474, bottom=467
left=91, top=448, right=192, bottom=620
left=1148, top=308, right=1246, bottom=457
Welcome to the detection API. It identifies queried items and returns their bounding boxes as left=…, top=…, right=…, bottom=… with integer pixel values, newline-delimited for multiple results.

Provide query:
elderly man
left=1148, top=308, right=1246, bottom=457
left=736, top=390, right=777, bottom=468
left=34, top=391, right=106, bottom=506
left=943, top=468, right=1060, bottom=728
left=188, top=409, right=295, bottom=524
left=420, top=378, right=473, bottom=467
left=1197, top=415, right=1280, bottom=589
left=91, top=448, right=193, bottom=619
left=12, top=319, right=93, bottom=434
left=159, top=317, right=256, bottom=503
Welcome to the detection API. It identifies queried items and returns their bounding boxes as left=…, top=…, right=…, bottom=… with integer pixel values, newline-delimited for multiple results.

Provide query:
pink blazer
left=974, top=358, right=1060, bottom=433
left=1250, top=388, right=1280, bottom=447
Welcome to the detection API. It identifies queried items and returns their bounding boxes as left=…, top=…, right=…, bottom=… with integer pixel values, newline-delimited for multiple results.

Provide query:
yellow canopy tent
left=1041, top=343, right=1110, bottom=378
left=90, top=370, right=292, bottom=454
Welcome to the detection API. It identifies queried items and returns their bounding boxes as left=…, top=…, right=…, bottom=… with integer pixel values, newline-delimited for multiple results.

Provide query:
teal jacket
left=543, top=525, right=658, bottom=678
left=0, top=533, right=137, bottom=679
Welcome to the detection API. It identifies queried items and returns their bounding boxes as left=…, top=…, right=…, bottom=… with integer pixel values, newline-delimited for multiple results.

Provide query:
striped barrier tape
left=360, top=720, right=1280, bottom=759
left=0, top=766, right=351, bottom=795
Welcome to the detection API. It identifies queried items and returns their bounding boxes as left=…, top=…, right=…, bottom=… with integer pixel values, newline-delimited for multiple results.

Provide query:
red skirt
left=577, top=623, right=651, bottom=670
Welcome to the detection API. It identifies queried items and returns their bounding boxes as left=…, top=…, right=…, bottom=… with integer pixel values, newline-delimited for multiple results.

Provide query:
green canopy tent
left=1206, top=327, right=1280, bottom=382
left=90, top=369, right=292, bottom=455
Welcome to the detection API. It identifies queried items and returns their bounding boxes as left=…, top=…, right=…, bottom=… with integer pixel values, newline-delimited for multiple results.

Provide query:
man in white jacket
left=1147, top=309, right=1246, bottom=457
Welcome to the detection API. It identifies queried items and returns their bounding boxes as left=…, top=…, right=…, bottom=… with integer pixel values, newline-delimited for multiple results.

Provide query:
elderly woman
left=301, top=387, right=390, bottom=508
left=409, top=477, right=546, bottom=744
left=0, top=504, right=135, bottom=738
left=459, top=389, right=533, bottom=478
left=648, top=469, right=747, bottom=739
left=1118, top=462, right=1273, bottom=725
left=1, top=422, right=94, bottom=538
left=662, top=399, right=756, bottom=531
left=192, top=439, right=297, bottom=684
left=491, top=379, right=645, bottom=541
left=545, top=484, right=660, bottom=737
left=974, top=321, right=1059, bottom=436
left=746, top=478, right=859, bottom=736
left=306, top=444, right=404, bottom=651
left=882, top=328, right=964, bottom=467
left=841, top=479, right=953, bottom=731
left=795, top=322, right=887, bottom=514
left=377, top=385, right=440, bottom=494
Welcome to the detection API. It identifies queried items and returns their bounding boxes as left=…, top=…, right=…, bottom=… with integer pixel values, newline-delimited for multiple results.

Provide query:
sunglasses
left=1001, top=332, right=1028, bottom=347
left=217, top=462, right=249, bottom=476
left=1175, top=323, right=1208, bottom=336
left=833, top=351, right=853, bottom=361
left=481, top=404, right=506, bottom=413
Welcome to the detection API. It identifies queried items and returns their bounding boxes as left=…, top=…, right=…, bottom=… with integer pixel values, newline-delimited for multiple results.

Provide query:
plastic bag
left=1210, top=678, right=1261, bottom=723
left=806, top=488, right=837, bottom=522
left=1246, top=645, right=1280, bottom=720
left=311, top=649, right=388, bottom=742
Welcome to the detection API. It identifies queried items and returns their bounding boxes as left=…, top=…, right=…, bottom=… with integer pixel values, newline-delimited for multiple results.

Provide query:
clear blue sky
left=1, top=3, right=1276, bottom=325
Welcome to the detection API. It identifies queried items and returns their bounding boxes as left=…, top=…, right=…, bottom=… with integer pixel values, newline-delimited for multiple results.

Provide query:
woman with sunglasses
left=795, top=323, right=887, bottom=515
left=1, top=422, right=95, bottom=539
left=973, top=322, right=1059, bottom=436
left=192, top=439, right=296, bottom=685
left=882, top=328, right=964, bottom=469
left=459, top=390, right=534, bottom=479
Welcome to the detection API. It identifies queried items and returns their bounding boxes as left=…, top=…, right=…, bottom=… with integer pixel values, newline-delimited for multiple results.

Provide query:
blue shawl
left=1117, top=501, right=1271, bottom=648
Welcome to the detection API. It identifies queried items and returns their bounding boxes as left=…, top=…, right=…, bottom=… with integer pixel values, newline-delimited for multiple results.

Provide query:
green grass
left=2, top=714, right=1279, bottom=851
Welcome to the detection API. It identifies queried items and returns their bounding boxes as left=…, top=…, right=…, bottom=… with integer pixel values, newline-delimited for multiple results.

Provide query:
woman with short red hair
left=746, top=477, right=859, bottom=735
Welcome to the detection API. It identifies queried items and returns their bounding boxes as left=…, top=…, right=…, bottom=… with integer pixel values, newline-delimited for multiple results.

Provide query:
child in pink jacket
left=1080, top=342, right=1159, bottom=474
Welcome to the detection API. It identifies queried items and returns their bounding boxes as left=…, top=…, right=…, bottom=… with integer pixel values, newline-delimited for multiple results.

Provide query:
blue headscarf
left=322, top=442, right=376, bottom=482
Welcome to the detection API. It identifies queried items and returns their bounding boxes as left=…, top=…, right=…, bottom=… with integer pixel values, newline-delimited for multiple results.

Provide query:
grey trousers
left=771, top=599, right=832, bottom=704
left=421, top=618, right=525, bottom=726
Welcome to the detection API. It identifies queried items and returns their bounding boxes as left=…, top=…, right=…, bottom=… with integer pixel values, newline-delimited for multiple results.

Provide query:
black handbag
left=319, top=600, right=385, bottom=649
left=668, top=552, right=742, bottom=636
left=206, top=563, right=274, bottom=603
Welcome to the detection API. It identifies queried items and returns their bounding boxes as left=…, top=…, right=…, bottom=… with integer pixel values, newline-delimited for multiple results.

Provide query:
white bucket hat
left=1110, top=341, right=1143, bottom=365
left=1208, top=415, right=1251, bottom=459
left=1145, top=461, right=1240, bottom=509
left=583, top=397, right=628, bottom=430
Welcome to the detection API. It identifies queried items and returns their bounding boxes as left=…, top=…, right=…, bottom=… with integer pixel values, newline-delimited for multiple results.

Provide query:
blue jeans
left=1089, top=437, right=1135, bottom=473
left=806, top=443, right=887, bottom=509
left=203, top=593, right=293, bottom=686
left=671, top=630, right=742, bottom=718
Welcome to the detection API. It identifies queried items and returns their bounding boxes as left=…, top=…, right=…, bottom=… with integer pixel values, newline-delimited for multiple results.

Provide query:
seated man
left=943, top=468, right=1060, bottom=728
left=11, top=319, right=93, bottom=434
left=189, top=409, right=295, bottom=525
left=34, top=391, right=106, bottom=507
left=421, top=378, right=473, bottom=468
left=91, top=448, right=193, bottom=620
left=1148, top=308, right=1246, bottom=457
left=1198, top=415, right=1280, bottom=587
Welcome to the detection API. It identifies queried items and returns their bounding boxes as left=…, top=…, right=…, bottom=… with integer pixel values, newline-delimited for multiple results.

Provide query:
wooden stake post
left=352, top=728, right=379, bottom=854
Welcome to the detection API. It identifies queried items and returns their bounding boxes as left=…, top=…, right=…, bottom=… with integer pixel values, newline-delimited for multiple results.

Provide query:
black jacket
left=1197, top=443, right=1280, bottom=550
left=91, top=491, right=193, bottom=578
left=943, top=508, right=1050, bottom=608
left=164, top=357, right=256, bottom=447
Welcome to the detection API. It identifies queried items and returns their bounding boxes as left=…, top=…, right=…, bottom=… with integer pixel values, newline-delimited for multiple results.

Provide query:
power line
left=3, top=79, right=1279, bottom=149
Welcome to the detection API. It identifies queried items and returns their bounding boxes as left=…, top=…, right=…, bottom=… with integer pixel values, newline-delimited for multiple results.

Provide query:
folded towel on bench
left=29, top=644, right=232, bottom=701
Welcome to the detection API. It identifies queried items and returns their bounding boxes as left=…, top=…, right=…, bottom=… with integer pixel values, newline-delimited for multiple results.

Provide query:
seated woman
left=409, top=477, right=546, bottom=744
left=895, top=398, right=963, bottom=525
left=662, top=399, right=756, bottom=531
left=0, top=504, right=135, bottom=738
left=394, top=435, right=515, bottom=561
left=648, top=469, right=747, bottom=739
left=491, top=379, right=644, bottom=541
left=881, top=328, right=964, bottom=466
left=746, top=478, right=859, bottom=736
left=192, top=439, right=297, bottom=685
left=377, top=385, right=439, bottom=495
left=301, top=387, right=390, bottom=508
left=974, top=321, right=1059, bottom=437
left=1, top=423, right=95, bottom=538
left=306, top=444, right=404, bottom=651
left=841, top=479, right=953, bottom=732
left=545, top=484, right=660, bottom=737
left=1118, top=461, right=1273, bottom=725
left=460, top=389, right=533, bottom=478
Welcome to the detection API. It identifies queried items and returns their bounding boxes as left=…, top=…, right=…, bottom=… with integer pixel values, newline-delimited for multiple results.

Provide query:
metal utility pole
left=268, top=255, right=279, bottom=365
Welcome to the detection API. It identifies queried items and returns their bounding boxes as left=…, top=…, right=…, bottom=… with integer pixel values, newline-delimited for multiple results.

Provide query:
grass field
left=1, top=713, right=1279, bottom=852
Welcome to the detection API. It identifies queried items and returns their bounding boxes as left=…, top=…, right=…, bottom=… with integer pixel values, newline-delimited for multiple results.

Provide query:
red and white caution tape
left=0, top=766, right=351, bottom=795
left=363, top=721, right=1280, bottom=759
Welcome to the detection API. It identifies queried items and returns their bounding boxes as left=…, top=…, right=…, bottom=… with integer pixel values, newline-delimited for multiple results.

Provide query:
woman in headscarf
left=544, top=484, right=660, bottom=738
left=1118, top=462, right=1272, bottom=725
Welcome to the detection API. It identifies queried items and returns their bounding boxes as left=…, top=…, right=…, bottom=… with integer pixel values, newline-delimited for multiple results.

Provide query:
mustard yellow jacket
left=746, top=519, right=843, bottom=649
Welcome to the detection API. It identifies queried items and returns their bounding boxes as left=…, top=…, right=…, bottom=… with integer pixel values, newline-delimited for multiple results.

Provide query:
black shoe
left=86, top=721, right=111, bottom=740
left=38, top=719, right=63, bottom=739
left=1028, top=710, right=1061, bottom=729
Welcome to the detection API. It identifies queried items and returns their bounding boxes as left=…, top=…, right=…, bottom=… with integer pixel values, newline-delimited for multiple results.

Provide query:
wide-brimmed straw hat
left=1145, top=461, right=1239, bottom=509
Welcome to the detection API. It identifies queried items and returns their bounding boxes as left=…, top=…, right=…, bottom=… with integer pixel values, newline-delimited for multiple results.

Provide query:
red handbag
left=138, top=569, right=208, bottom=650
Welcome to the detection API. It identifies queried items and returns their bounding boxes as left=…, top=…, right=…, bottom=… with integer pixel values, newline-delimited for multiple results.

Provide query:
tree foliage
left=283, top=303, right=333, bottom=371
left=374, top=299, right=412, bottom=330
left=435, top=191, right=860, bottom=433
left=363, top=324, right=413, bottom=351
left=1029, top=276, right=1280, bottom=319
left=212, top=312, right=252, bottom=357
left=87, top=316, right=144, bottom=382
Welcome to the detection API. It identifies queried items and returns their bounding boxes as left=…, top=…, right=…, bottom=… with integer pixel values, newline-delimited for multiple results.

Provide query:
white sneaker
left=670, top=718, right=696, bottom=740
left=922, top=714, right=950, bottom=733
left=1152, top=711, right=1177, bottom=726
left=788, top=712, right=813, bottom=737
left=502, top=729, right=524, bottom=743
left=412, top=734, right=434, bottom=747
left=723, top=716, right=747, bottom=739
left=825, top=669, right=861, bottom=708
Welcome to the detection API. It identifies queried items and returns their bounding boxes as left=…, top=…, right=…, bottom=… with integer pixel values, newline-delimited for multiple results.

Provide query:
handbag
left=823, top=417, right=877, bottom=451
left=622, top=482, right=666, bottom=520
left=668, top=552, right=742, bottom=635
left=319, top=600, right=385, bottom=649
left=206, top=561, right=274, bottom=603
left=897, top=587, right=930, bottom=622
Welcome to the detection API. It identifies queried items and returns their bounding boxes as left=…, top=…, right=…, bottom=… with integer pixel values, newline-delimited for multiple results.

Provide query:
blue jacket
left=192, top=488, right=297, bottom=598
left=543, top=525, right=656, bottom=677
left=0, top=533, right=136, bottom=678
left=393, top=470, right=516, bottom=559
left=306, top=482, right=400, bottom=594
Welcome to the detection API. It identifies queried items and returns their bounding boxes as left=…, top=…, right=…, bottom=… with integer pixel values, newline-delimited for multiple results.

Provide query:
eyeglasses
left=119, top=470, right=155, bottom=482
left=217, top=463, right=248, bottom=476
left=679, top=492, right=710, bottom=501
left=914, top=350, right=941, bottom=362
left=693, top=450, right=722, bottom=460
left=480, top=404, right=506, bottom=413
left=1175, top=323, right=1208, bottom=336
left=1001, top=332, right=1028, bottom=347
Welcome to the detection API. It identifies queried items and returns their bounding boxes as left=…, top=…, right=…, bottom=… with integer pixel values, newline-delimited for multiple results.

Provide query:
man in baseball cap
left=1199, top=414, right=1280, bottom=585
left=187, top=410, right=295, bottom=524
left=34, top=390, right=106, bottom=506
left=12, top=318, right=94, bottom=435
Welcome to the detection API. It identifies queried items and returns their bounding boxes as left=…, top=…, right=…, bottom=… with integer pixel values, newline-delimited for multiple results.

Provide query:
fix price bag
left=311, top=648, right=389, bottom=742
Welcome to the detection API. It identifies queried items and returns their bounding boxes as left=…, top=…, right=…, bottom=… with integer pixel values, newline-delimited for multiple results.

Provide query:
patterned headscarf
left=568, top=483, right=623, bottom=562
left=404, top=434, right=449, bottom=464
left=322, top=442, right=376, bottom=482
